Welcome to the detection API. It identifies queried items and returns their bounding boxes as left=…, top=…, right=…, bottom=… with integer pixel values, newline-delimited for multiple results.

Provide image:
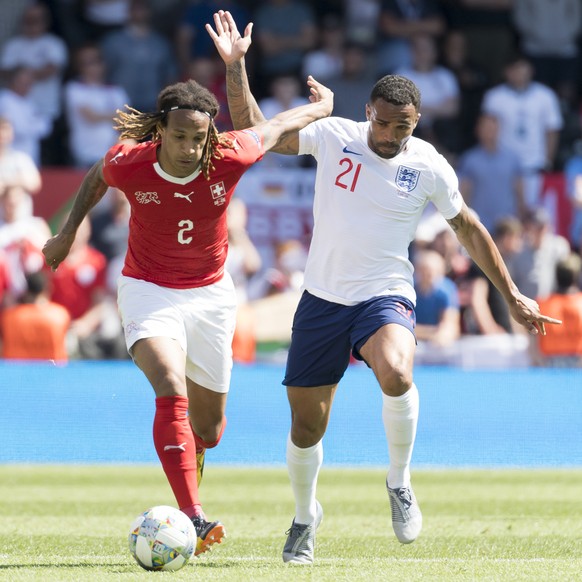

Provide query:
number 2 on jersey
left=178, top=219, right=194, bottom=244
left=335, top=158, right=362, bottom=192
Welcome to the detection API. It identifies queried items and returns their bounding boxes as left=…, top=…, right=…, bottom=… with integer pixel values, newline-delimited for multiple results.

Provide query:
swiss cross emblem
left=210, top=181, right=226, bottom=206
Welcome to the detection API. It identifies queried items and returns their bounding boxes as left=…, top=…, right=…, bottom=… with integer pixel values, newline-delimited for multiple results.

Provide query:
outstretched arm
left=42, top=160, right=109, bottom=271
left=447, top=203, right=561, bottom=335
left=255, top=75, right=333, bottom=153
left=206, top=10, right=265, bottom=129
left=207, top=10, right=332, bottom=154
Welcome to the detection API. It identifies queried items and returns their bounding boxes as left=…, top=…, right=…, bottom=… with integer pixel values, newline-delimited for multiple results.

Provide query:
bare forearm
left=449, top=206, right=519, bottom=303
left=226, top=59, right=265, bottom=129
left=62, top=161, right=108, bottom=234
left=261, top=98, right=331, bottom=153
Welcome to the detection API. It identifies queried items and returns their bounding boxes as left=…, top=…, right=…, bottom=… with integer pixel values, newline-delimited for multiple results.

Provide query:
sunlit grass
left=1, top=466, right=581, bottom=581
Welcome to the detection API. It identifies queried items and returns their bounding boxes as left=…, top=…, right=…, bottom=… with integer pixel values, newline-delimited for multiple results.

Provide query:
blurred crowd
left=0, top=0, right=582, bottom=366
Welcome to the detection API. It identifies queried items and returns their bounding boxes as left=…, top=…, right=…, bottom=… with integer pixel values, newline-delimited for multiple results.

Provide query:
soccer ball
left=128, top=505, right=197, bottom=571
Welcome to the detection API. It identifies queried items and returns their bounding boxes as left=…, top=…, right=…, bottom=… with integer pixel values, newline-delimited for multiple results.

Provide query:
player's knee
left=191, top=413, right=226, bottom=446
left=291, top=417, right=326, bottom=447
left=153, top=369, right=187, bottom=397
left=379, top=365, right=413, bottom=396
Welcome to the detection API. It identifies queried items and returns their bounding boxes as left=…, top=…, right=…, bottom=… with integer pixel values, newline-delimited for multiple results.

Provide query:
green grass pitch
left=1, top=465, right=581, bottom=581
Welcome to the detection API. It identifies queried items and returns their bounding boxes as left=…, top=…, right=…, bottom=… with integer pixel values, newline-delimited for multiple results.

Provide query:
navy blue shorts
left=283, top=292, right=416, bottom=387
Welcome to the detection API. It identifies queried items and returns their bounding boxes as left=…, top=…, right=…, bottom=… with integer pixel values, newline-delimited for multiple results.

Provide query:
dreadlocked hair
left=113, top=79, right=234, bottom=180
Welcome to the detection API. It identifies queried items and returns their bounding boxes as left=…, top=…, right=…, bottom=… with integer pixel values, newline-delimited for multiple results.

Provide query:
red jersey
left=102, top=130, right=264, bottom=288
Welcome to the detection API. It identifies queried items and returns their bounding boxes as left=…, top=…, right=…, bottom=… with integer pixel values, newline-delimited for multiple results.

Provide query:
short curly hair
left=370, top=75, right=421, bottom=111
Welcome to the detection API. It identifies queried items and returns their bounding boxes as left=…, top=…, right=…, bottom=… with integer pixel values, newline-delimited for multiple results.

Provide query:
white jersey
left=298, top=117, right=463, bottom=306
left=481, top=82, right=563, bottom=172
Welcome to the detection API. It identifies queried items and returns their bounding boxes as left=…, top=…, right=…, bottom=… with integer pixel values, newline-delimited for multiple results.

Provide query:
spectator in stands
left=481, top=54, right=563, bottom=209
left=100, top=0, right=177, bottom=112
left=248, top=238, right=307, bottom=301
left=79, top=0, right=130, bottom=42
left=462, top=217, right=524, bottom=335
left=0, top=248, right=12, bottom=309
left=377, top=0, right=446, bottom=76
left=186, top=56, right=230, bottom=131
left=326, top=41, right=376, bottom=122
left=301, top=13, right=345, bottom=83
left=0, top=67, right=51, bottom=166
left=253, top=0, right=317, bottom=98
left=564, top=140, right=582, bottom=251
left=413, top=249, right=460, bottom=347
left=457, top=113, right=526, bottom=232
left=512, top=0, right=581, bottom=95
left=0, top=116, right=42, bottom=220
left=0, top=270, right=70, bottom=362
left=343, top=0, right=379, bottom=47
left=226, top=197, right=262, bottom=363
left=534, top=252, right=582, bottom=367
left=395, top=33, right=460, bottom=155
left=49, top=217, right=124, bottom=359
left=0, top=2, right=68, bottom=125
left=0, top=184, right=51, bottom=300
left=511, top=208, right=571, bottom=301
left=176, top=0, right=249, bottom=77
left=258, top=75, right=309, bottom=168
left=89, top=187, right=130, bottom=262
left=440, top=28, right=489, bottom=151
left=65, top=44, right=128, bottom=168
left=440, top=0, right=515, bottom=86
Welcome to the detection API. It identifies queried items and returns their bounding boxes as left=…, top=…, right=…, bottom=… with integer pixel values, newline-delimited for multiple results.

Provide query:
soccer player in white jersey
left=208, top=11, right=562, bottom=565
left=42, top=63, right=333, bottom=556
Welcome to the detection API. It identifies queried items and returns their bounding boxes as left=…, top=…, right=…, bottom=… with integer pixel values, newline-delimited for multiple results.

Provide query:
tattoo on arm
left=446, top=209, right=470, bottom=234
left=62, top=162, right=108, bottom=234
left=226, top=60, right=265, bottom=130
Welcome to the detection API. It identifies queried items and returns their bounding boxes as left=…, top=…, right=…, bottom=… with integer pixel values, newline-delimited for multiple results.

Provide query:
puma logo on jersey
left=174, top=191, right=194, bottom=202
left=164, top=442, right=187, bottom=452
left=110, top=151, right=124, bottom=164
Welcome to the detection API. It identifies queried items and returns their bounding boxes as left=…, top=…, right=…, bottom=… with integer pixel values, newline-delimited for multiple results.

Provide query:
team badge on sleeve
left=396, top=166, right=420, bottom=192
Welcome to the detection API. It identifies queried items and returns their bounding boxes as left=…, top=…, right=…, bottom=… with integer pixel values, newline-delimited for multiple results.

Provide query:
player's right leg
left=283, top=385, right=335, bottom=564
left=281, top=291, right=354, bottom=564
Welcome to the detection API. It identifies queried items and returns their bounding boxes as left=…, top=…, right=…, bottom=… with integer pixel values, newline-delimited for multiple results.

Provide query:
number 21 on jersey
left=335, top=158, right=362, bottom=192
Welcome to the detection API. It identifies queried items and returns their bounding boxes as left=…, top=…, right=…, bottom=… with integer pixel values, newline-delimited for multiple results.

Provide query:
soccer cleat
left=387, top=481, right=422, bottom=544
left=191, top=515, right=226, bottom=556
left=282, top=500, right=323, bottom=565
left=196, top=448, right=206, bottom=486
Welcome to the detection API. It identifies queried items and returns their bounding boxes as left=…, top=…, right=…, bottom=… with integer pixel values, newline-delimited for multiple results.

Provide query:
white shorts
left=117, top=274, right=237, bottom=393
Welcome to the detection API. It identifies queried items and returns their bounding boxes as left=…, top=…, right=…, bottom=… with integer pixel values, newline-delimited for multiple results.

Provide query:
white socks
left=286, top=434, right=323, bottom=524
left=382, top=384, right=419, bottom=489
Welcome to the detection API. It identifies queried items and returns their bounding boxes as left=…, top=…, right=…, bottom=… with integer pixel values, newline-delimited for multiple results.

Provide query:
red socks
left=153, top=396, right=201, bottom=517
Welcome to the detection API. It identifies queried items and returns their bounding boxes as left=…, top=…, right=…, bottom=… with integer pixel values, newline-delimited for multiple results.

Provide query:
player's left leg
left=359, top=322, right=422, bottom=544
left=187, top=380, right=227, bottom=486
left=185, top=380, right=228, bottom=555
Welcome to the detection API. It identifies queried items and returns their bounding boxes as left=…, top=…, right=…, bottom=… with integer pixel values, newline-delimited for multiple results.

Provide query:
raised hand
left=205, top=10, right=253, bottom=65
left=306, top=75, right=334, bottom=112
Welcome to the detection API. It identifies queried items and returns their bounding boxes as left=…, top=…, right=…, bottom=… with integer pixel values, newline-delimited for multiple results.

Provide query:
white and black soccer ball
left=128, top=505, right=197, bottom=571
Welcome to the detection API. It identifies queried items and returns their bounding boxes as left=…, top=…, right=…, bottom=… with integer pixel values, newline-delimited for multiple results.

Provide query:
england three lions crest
left=396, top=165, right=420, bottom=192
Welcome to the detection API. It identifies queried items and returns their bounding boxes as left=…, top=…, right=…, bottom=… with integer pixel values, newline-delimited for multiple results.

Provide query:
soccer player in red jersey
left=42, top=65, right=333, bottom=555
